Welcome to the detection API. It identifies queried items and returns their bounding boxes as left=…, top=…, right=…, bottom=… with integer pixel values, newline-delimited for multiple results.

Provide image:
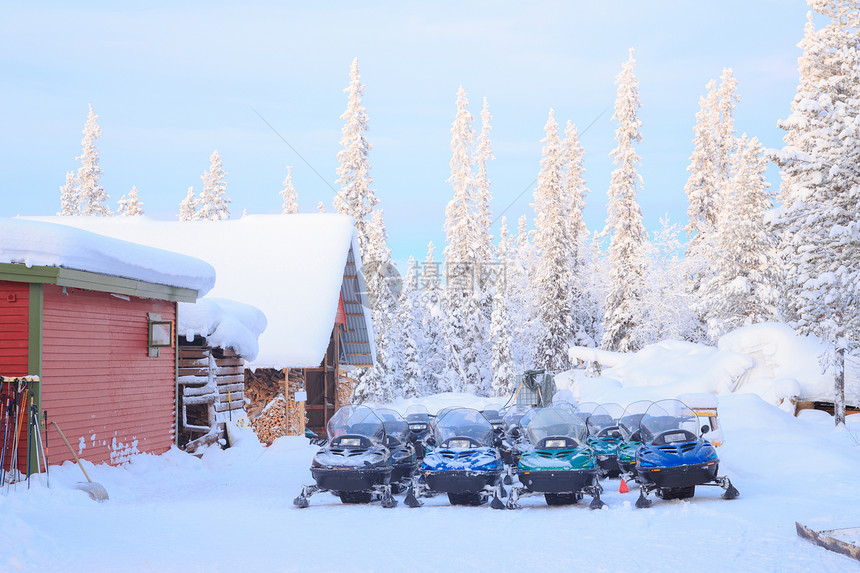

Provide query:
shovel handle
left=51, top=421, right=93, bottom=484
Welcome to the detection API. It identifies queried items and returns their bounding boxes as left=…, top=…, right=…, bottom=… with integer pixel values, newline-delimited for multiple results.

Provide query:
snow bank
left=27, top=214, right=361, bottom=369
left=567, top=323, right=851, bottom=408
left=0, top=218, right=215, bottom=294
left=719, top=322, right=836, bottom=403
left=178, top=297, right=267, bottom=361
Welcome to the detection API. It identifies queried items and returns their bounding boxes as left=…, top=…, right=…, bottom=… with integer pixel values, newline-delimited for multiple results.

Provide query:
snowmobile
left=615, top=400, right=652, bottom=478
left=506, top=404, right=605, bottom=509
left=634, top=399, right=738, bottom=508
left=293, top=405, right=398, bottom=508
left=375, top=408, right=419, bottom=492
left=404, top=404, right=432, bottom=460
left=585, top=403, right=625, bottom=478
left=480, top=405, right=506, bottom=434
left=499, top=404, right=534, bottom=484
left=406, top=407, right=505, bottom=508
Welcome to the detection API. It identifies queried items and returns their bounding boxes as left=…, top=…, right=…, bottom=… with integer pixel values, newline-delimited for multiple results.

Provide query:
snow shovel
left=50, top=421, right=109, bottom=502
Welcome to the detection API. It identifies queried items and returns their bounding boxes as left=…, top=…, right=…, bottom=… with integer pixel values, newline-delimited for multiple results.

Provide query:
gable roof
left=28, top=214, right=375, bottom=370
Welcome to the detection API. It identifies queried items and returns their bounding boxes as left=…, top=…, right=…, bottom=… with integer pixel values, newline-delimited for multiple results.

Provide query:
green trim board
left=27, top=283, right=43, bottom=476
left=0, top=263, right=199, bottom=303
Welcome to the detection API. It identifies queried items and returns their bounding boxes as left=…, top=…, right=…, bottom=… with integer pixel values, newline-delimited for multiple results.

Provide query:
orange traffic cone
left=619, top=479, right=630, bottom=494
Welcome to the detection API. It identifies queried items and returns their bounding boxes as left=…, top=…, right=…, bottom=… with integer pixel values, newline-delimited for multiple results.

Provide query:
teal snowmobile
left=506, top=404, right=605, bottom=509
left=407, top=407, right=505, bottom=508
left=293, top=405, right=397, bottom=508
left=634, top=399, right=738, bottom=508
left=585, top=403, right=625, bottom=478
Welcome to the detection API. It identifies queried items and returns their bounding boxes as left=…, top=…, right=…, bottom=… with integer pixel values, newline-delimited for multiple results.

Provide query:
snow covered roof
left=0, top=218, right=215, bottom=299
left=178, top=297, right=267, bottom=362
left=27, top=214, right=374, bottom=370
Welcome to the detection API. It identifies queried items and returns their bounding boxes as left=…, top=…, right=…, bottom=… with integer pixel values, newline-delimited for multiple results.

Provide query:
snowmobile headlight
left=545, top=439, right=566, bottom=448
left=409, top=424, right=427, bottom=431
left=597, top=455, right=611, bottom=461
left=340, top=438, right=361, bottom=446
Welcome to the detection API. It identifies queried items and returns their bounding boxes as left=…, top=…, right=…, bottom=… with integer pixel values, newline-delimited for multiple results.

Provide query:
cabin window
left=147, top=313, right=174, bottom=357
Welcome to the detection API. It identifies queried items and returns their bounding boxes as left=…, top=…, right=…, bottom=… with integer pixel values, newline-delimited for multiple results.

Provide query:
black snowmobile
left=404, top=404, right=432, bottom=460
left=375, top=407, right=418, bottom=492
left=293, top=405, right=397, bottom=508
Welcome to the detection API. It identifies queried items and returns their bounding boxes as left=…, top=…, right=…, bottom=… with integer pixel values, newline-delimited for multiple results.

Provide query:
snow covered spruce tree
left=442, top=87, right=490, bottom=395
left=684, top=71, right=740, bottom=340
left=280, top=166, right=299, bottom=214
left=419, top=241, right=449, bottom=393
left=703, top=135, right=780, bottom=339
left=397, top=257, right=423, bottom=398
left=117, top=186, right=144, bottom=216
left=504, top=214, right=540, bottom=371
left=531, top=110, right=574, bottom=371
left=562, top=120, right=597, bottom=348
left=490, top=286, right=516, bottom=398
left=198, top=151, right=230, bottom=220
left=601, top=49, right=649, bottom=353
left=179, top=187, right=198, bottom=221
left=57, top=172, right=78, bottom=216
left=773, top=1, right=860, bottom=425
left=352, top=209, right=400, bottom=403
left=76, top=104, right=111, bottom=216
left=641, top=218, right=697, bottom=344
left=334, top=58, right=379, bottom=256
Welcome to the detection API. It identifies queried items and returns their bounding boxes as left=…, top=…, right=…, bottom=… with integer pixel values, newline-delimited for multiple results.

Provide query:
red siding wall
left=41, top=285, right=176, bottom=466
left=0, top=281, right=29, bottom=375
left=0, top=281, right=30, bottom=474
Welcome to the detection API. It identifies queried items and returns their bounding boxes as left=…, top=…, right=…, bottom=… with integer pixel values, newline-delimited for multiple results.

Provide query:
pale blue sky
left=1, top=1, right=812, bottom=268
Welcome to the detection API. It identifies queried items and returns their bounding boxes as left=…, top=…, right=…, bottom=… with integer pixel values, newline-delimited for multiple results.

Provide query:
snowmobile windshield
left=586, top=403, right=624, bottom=436
left=574, top=402, right=599, bottom=424
left=526, top=405, right=587, bottom=446
left=618, top=400, right=652, bottom=440
left=518, top=407, right=541, bottom=431
left=434, top=408, right=495, bottom=447
left=405, top=404, right=431, bottom=426
left=375, top=408, right=409, bottom=440
left=326, top=405, right=385, bottom=445
left=640, top=400, right=700, bottom=445
left=503, top=404, right=532, bottom=429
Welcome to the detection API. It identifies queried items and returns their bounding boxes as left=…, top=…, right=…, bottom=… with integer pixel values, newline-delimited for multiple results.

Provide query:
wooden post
left=835, top=347, right=846, bottom=426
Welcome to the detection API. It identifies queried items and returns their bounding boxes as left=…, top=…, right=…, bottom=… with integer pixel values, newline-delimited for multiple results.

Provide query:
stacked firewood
left=252, top=396, right=291, bottom=444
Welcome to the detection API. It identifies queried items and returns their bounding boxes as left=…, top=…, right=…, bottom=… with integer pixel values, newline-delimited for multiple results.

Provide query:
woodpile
left=252, top=396, right=291, bottom=444
left=246, top=367, right=307, bottom=442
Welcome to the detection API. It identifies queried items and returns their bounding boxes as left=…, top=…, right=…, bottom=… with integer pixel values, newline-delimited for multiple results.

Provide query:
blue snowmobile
left=406, top=407, right=505, bottom=508
left=634, top=399, right=738, bottom=508
left=293, top=405, right=398, bottom=508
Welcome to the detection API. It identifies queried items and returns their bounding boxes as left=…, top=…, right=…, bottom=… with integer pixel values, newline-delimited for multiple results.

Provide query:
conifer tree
left=179, top=187, right=198, bottom=221
left=117, top=186, right=144, bottom=216
left=334, top=58, right=379, bottom=256
left=198, top=150, right=230, bottom=220
left=419, top=242, right=448, bottom=394
left=531, top=110, right=574, bottom=371
left=398, top=257, right=423, bottom=398
left=602, top=49, right=648, bottom=353
left=562, top=120, right=595, bottom=347
left=490, top=287, right=516, bottom=398
left=317, top=202, right=326, bottom=213
left=704, top=136, right=780, bottom=339
left=58, top=172, right=78, bottom=216
left=773, top=1, right=860, bottom=425
left=76, top=104, right=111, bottom=216
left=280, top=166, right=299, bottom=214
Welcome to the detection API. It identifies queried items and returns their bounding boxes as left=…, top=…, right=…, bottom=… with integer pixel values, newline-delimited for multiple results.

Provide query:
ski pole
left=26, top=394, right=32, bottom=489
left=0, top=397, right=9, bottom=489
left=42, top=411, right=49, bottom=488
left=31, top=404, right=45, bottom=486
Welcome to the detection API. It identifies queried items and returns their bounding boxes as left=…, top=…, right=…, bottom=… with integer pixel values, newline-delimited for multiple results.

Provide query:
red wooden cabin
left=0, top=220, right=212, bottom=476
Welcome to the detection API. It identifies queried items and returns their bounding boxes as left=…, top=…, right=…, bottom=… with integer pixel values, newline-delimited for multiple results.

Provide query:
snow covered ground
left=1, top=392, right=859, bottom=572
